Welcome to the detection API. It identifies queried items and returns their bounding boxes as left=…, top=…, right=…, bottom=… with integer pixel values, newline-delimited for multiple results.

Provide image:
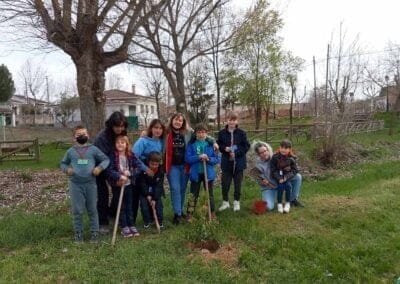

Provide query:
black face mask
left=76, top=135, right=88, bottom=145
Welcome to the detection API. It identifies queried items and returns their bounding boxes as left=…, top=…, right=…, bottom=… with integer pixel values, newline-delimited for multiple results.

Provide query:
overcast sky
left=0, top=0, right=399, bottom=100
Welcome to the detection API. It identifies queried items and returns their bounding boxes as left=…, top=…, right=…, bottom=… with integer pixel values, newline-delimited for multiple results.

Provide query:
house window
left=145, top=105, right=149, bottom=114
left=150, top=105, right=155, bottom=114
left=129, top=105, right=136, bottom=116
left=140, top=105, right=144, bottom=114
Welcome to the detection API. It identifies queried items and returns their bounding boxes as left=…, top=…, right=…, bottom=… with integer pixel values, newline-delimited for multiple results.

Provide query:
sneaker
left=277, top=203, right=284, bottom=213
left=291, top=199, right=304, bottom=207
left=219, top=201, right=230, bottom=211
left=233, top=200, right=240, bottom=212
left=121, top=227, right=133, bottom=238
left=159, top=223, right=164, bottom=229
left=99, top=225, right=110, bottom=235
left=283, top=202, right=291, bottom=213
left=143, top=222, right=152, bottom=229
left=74, top=231, right=83, bottom=243
left=90, top=231, right=99, bottom=243
left=129, top=226, right=140, bottom=237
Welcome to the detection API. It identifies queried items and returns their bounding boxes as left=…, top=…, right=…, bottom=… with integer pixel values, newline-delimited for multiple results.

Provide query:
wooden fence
left=215, top=120, right=385, bottom=145
left=0, top=138, right=40, bottom=163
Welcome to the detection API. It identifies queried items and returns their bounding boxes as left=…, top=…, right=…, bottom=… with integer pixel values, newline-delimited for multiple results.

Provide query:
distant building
left=0, top=94, right=54, bottom=126
left=104, top=86, right=158, bottom=127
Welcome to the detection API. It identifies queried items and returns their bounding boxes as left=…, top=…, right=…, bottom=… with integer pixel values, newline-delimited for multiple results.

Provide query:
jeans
left=261, top=173, right=302, bottom=210
left=140, top=195, right=163, bottom=224
left=290, top=173, right=302, bottom=201
left=168, top=165, right=189, bottom=216
left=277, top=182, right=291, bottom=204
left=69, top=180, right=99, bottom=233
left=112, top=185, right=133, bottom=228
left=221, top=162, right=244, bottom=201
left=187, top=174, right=215, bottom=214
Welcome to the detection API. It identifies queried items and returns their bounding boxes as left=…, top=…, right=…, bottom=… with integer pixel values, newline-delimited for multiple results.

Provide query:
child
left=217, top=112, right=250, bottom=212
left=106, top=135, right=141, bottom=238
left=185, top=124, right=220, bottom=220
left=252, top=141, right=278, bottom=211
left=137, top=151, right=165, bottom=229
left=270, top=139, right=298, bottom=213
left=60, top=126, right=110, bottom=243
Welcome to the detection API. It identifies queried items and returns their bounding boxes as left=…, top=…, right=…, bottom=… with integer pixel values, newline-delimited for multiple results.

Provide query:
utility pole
left=46, top=76, right=50, bottom=105
left=313, top=56, right=317, bottom=116
left=325, top=44, right=330, bottom=134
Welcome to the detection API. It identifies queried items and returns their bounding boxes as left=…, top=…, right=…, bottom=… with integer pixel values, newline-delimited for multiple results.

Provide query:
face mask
left=76, top=135, right=88, bottom=145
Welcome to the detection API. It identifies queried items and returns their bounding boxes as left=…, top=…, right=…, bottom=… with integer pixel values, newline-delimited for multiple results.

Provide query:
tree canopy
left=0, top=64, right=15, bottom=103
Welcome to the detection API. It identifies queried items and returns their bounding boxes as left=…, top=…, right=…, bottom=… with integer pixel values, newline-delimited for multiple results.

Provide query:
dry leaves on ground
left=0, top=170, right=69, bottom=213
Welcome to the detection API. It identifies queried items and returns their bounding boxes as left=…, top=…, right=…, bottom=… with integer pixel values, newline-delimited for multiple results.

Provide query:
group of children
left=61, top=112, right=301, bottom=243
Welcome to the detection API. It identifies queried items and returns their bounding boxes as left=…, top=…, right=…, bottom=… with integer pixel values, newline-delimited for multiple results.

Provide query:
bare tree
left=283, top=52, right=305, bottom=126
left=0, top=0, right=166, bottom=136
left=203, top=6, right=236, bottom=129
left=19, top=60, right=47, bottom=125
left=327, top=23, right=362, bottom=115
left=106, top=72, right=123, bottom=90
left=128, top=0, right=232, bottom=119
left=144, top=68, right=165, bottom=120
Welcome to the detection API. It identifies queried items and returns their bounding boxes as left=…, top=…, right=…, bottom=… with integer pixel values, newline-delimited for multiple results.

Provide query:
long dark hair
left=146, top=119, right=165, bottom=138
left=105, top=111, right=128, bottom=139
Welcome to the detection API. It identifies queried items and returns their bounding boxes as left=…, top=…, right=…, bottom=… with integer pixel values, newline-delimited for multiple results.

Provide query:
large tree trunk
left=76, top=55, right=106, bottom=138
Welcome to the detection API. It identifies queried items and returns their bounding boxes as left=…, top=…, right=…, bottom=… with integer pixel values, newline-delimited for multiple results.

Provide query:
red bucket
left=253, top=200, right=267, bottom=215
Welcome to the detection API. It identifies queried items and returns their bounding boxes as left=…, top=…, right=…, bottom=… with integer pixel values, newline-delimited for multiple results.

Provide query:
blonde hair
left=115, top=135, right=132, bottom=157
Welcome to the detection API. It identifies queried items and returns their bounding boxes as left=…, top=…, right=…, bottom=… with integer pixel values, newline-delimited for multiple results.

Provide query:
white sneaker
left=233, top=200, right=240, bottom=212
left=219, top=201, right=230, bottom=211
left=277, top=203, right=284, bottom=213
left=284, top=202, right=291, bottom=213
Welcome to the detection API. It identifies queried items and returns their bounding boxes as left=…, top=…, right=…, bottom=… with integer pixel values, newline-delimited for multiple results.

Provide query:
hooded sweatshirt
left=132, top=136, right=163, bottom=171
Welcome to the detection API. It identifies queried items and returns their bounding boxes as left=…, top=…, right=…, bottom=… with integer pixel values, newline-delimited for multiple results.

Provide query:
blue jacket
left=185, top=140, right=220, bottom=182
left=132, top=136, right=164, bottom=171
left=217, top=126, right=250, bottom=171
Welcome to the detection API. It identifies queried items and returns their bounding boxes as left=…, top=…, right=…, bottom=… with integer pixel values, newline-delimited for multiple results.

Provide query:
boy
left=137, top=151, right=165, bottom=229
left=185, top=124, right=220, bottom=220
left=217, top=112, right=250, bottom=212
left=60, top=126, right=110, bottom=243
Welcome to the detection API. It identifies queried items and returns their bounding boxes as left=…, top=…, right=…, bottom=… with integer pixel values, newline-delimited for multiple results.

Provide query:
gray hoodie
left=255, top=157, right=278, bottom=190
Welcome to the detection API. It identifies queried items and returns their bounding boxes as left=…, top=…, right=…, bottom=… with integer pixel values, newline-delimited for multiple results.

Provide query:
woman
left=165, top=113, right=216, bottom=225
left=94, top=111, right=128, bottom=233
left=252, top=141, right=303, bottom=211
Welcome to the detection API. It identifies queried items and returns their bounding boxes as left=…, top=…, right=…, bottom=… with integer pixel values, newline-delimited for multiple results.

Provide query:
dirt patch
left=187, top=241, right=239, bottom=267
left=0, top=169, right=68, bottom=213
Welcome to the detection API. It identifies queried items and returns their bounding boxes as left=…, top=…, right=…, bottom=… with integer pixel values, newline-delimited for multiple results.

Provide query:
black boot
left=172, top=214, right=180, bottom=225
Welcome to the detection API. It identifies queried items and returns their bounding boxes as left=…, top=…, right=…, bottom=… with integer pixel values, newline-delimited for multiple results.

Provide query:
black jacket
left=137, top=167, right=164, bottom=201
left=270, top=153, right=298, bottom=182
left=217, top=126, right=250, bottom=171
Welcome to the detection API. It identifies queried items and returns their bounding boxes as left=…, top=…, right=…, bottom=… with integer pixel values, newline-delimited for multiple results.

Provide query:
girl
left=94, top=111, right=128, bottom=233
left=252, top=141, right=277, bottom=211
left=270, top=139, right=299, bottom=213
left=106, top=135, right=141, bottom=237
left=165, top=113, right=216, bottom=225
left=133, top=119, right=165, bottom=227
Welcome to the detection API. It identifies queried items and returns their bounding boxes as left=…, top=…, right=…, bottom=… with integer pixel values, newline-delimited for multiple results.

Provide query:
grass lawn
left=1, top=160, right=400, bottom=282
left=1, top=118, right=400, bottom=282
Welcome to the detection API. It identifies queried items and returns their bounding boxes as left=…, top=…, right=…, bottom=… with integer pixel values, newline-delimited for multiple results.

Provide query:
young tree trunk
left=75, top=56, right=106, bottom=138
